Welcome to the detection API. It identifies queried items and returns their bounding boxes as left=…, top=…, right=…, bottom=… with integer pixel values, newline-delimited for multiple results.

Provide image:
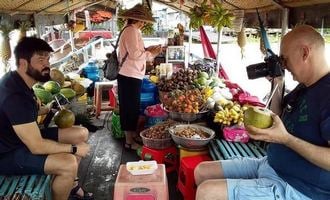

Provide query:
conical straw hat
left=119, top=4, right=155, bottom=24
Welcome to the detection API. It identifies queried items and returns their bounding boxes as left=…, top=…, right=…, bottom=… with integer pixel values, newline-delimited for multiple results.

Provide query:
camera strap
left=268, top=78, right=285, bottom=115
left=282, top=83, right=306, bottom=114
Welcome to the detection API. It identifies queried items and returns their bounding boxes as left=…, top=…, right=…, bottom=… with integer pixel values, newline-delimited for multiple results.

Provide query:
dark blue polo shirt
left=268, top=74, right=330, bottom=199
left=0, top=71, right=38, bottom=153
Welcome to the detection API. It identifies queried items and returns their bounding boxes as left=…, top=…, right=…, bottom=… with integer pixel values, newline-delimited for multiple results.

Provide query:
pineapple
left=18, top=21, right=31, bottom=40
left=0, top=23, right=13, bottom=62
left=237, top=26, right=247, bottom=59
left=0, top=22, right=13, bottom=73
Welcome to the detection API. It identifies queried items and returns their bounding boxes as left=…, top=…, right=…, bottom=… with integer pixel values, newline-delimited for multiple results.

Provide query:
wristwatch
left=71, top=144, right=77, bottom=154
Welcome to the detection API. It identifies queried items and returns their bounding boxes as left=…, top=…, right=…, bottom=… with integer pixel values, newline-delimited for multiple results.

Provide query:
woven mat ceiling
left=155, top=0, right=330, bottom=13
left=0, top=0, right=115, bottom=14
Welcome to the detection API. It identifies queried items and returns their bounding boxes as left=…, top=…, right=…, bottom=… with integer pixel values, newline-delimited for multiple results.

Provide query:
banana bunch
left=214, top=101, right=247, bottom=126
left=188, top=0, right=209, bottom=29
left=208, top=0, right=235, bottom=32
left=149, top=75, right=159, bottom=84
left=201, top=87, right=214, bottom=101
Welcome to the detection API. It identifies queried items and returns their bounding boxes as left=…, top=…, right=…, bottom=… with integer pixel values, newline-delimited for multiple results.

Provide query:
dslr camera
left=246, top=49, right=284, bottom=79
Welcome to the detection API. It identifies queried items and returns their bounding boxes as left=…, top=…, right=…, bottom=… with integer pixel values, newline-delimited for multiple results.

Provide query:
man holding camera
left=194, top=25, right=330, bottom=200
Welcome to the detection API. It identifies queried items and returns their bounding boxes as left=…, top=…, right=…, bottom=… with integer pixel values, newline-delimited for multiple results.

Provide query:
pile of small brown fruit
left=157, top=69, right=199, bottom=92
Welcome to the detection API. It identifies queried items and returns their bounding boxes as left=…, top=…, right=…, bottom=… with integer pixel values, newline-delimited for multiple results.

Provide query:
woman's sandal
left=124, top=143, right=141, bottom=151
left=69, top=179, right=94, bottom=200
left=133, top=136, right=143, bottom=144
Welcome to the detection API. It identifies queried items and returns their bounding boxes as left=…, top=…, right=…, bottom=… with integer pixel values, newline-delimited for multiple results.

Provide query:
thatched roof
left=0, top=0, right=328, bottom=14
left=0, top=0, right=329, bottom=27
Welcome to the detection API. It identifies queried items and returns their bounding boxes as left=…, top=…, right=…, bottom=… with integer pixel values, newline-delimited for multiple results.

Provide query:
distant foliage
left=116, top=7, right=155, bottom=36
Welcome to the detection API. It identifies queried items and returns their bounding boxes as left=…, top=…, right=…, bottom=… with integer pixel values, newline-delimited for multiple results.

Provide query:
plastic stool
left=94, top=81, right=115, bottom=118
left=177, top=154, right=211, bottom=200
left=108, top=87, right=117, bottom=108
left=141, top=146, right=178, bottom=173
left=114, top=164, right=169, bottom=200
left=179, top=146, right=209, bottom=160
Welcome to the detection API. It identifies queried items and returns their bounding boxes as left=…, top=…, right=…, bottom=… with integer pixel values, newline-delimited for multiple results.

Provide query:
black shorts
left=0, top=127, right=58, bottom=175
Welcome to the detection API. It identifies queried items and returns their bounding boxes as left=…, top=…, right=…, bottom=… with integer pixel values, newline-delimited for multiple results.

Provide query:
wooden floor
left=77, top=112, right=183, bottom=200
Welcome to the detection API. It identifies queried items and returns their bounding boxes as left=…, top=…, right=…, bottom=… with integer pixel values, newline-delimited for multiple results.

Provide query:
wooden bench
left=208, top=139, right=267, bottom=160
left=0, top=175, right=52, bottom=200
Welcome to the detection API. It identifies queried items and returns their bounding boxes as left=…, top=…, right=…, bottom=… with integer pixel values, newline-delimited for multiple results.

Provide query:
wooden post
left=188, top=27, right=192, bottom=63
left=33, top=13, right=41, bottom=38
left=69, top=30, right=75, bottom=52
left=84, top=10, right=91, bottom=30
left=216, top=28, right=223, bottom=75
left=321, top=17, right=324, bottom=36
left=281, top=8, right=289, bottom=39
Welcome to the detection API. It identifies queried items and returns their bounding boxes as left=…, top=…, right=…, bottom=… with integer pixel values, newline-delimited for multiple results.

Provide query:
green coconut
left=244, top=107, right=273, bottom=129
left=50, top=68, right=65, bottom=86
left=54, top=109, right=75, bottom=128
left=43, top=81, right=61, bottom=94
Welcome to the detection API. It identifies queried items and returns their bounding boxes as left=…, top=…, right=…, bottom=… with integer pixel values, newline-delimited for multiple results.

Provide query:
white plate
left=126, top=160, right=158, bottom=175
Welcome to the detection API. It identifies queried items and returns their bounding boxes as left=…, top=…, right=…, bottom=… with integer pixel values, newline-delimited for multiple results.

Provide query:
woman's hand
left=146, top=45, right=162, bottom=56
left=245, top=114, right=292, bottom=145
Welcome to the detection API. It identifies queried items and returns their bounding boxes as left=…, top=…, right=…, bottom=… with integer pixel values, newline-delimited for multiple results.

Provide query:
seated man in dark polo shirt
left=0, top=37, right=93, bottom=200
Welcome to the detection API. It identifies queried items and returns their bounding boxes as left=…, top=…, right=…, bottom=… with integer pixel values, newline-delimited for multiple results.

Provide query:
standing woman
left=117, top=4, right=162, bottom=150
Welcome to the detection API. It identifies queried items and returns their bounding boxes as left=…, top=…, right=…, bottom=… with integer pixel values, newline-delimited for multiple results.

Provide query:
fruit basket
left=165, top=108, right=209, bottom=122
left=139, top=122, right=176, bottom=149
left=168, top=124, right=215, bottom=149
left=158, top=87, right=209, bottom=122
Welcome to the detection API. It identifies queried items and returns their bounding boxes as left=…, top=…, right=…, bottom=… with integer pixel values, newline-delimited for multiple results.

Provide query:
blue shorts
left=0, top=127, right=58, bottom=175
left=222, top=157, right=311, bottom=200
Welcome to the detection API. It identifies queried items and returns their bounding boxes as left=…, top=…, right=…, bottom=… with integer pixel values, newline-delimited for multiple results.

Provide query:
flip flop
left=69, top=179, right=94, bottom=200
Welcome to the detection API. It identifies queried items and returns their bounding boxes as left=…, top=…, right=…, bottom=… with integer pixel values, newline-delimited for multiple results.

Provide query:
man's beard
left=26, top=63, right=50, bottom=82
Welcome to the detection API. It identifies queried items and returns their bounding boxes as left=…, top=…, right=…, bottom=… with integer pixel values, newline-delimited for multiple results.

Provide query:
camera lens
left=246, top=62, right=269, bottom=79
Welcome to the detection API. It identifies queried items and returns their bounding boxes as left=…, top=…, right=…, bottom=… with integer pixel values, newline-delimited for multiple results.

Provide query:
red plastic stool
left=94, top=81, right=115, bottom=118
left=177, top=154, right=211, bottom=200
left=141, top=146, right=178, bottom=173
left=108, top=87, right=117, bottom=108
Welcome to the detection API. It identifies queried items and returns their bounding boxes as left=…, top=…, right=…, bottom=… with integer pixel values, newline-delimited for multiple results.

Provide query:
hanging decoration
left=256, top=9, right=271, bottom=56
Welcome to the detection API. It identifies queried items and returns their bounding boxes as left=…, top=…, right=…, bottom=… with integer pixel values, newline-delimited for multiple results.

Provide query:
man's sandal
left=69, top=179, right=94, bottom=200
